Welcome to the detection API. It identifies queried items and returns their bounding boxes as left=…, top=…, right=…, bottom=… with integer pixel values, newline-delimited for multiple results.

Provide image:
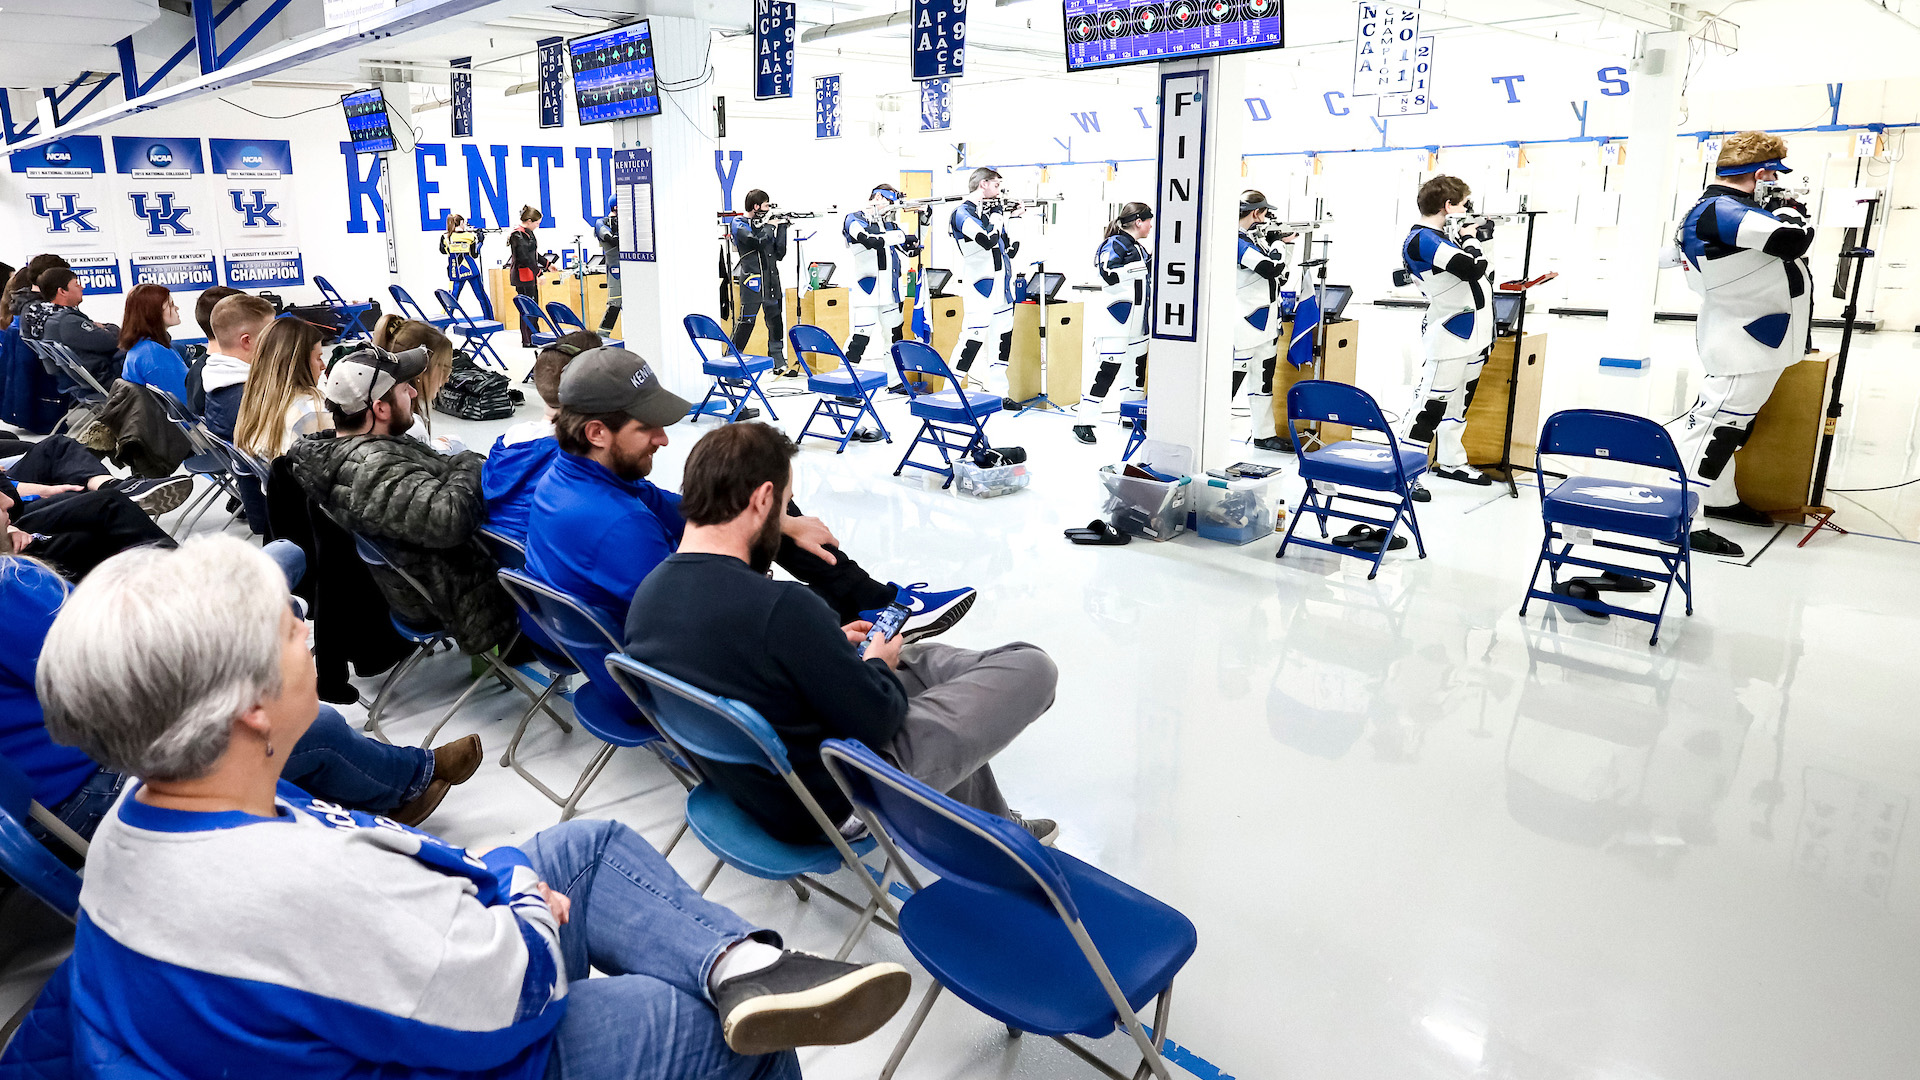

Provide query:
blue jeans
left=523, top=820, right=801, bottom=1080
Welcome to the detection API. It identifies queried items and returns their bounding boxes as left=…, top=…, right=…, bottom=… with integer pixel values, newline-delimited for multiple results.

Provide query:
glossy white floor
left=8, top=310, right=1919, bottom=1079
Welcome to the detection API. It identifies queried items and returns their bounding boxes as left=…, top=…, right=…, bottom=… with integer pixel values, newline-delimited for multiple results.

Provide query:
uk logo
left=128, top=192, right=193, bottom=236
left=27, top=193, right=99, bottom=233
left=229, top=189, right=282, bottom=228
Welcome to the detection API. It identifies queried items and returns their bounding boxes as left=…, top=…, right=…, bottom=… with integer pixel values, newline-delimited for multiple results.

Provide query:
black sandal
left=1551, top=579, right=1611, bottom=620
left=1065, top=519, right=1131, bottom=546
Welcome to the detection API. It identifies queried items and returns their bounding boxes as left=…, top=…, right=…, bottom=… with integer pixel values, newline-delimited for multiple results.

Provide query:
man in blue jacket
left=521, top=347, right=975, bottom=635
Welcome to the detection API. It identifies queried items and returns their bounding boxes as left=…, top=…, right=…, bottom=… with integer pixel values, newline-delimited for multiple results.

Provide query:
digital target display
left=1063, top=0, right=1282, bottom=71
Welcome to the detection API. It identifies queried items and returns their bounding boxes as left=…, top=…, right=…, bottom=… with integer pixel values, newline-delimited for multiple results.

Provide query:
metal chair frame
left=314, top=276, right=374, bottom=342
left=683, top=313, right=780, bottom=424
left=787, top=323, right=892, bottom=453
left=820, top=741, right=1182, bottom=1080
left=1276, top=380, right=1428, bottom=580
left=512, top=295, right=561, bottom=349
left=1120, top=399, right=1148, bottom=461
left=435, top=288, right=508, bottom=370
left=890, top=340, right=996, bottom=490
left=388, top=284, right=455, bottom=330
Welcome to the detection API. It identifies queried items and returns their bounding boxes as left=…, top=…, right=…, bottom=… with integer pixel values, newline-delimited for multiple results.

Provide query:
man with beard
left=522, top=348, right=975, bottom=635
left=624, top=422, right=1061, bottom=847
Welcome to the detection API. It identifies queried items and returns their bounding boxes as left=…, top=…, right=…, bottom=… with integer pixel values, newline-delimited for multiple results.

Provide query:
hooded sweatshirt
left=0, top=557, right=98, bottom=808
left=480, top=421, right=561, bottom=547
left=198, top=351, right=251, bottom=440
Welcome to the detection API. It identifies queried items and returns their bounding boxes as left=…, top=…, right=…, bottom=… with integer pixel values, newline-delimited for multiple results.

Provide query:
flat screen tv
left=342, top=88, right=396, bottom=154
left=570, top=21, right=662, bottom=124
left=1063, top=0, right=1284, bottom=72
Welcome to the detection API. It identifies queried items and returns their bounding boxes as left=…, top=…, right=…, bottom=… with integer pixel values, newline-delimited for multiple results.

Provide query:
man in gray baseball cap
left=557, top=346, right=693, bottom=429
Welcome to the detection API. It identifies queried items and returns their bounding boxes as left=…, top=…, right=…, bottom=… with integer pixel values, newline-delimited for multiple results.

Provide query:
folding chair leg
left=661, top=819, right=689, bottom=856
left=785, top=878, right=811, bottom=903
left=365, top=643, right=433, bottom=743
left=416, top=666, right=500, bottom=749
left=697, top=858, right=725, bottom=894
left=878, top=981, right=944, bottom=1080
left=1129, top=985, right=1177, bottom=1080
left=168, top=481, right=218, bottom=538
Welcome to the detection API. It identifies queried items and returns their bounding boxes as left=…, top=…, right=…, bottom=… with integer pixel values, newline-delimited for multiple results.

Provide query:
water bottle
left=808, top=263, right=821, bottom=290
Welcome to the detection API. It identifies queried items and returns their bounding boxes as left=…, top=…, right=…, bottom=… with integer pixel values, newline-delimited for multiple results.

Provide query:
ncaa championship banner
left=9, top=135, right=121, bottom=292
left=112, top=136, right=219, bottom=290
left=211, top=139, right=304, bottom=288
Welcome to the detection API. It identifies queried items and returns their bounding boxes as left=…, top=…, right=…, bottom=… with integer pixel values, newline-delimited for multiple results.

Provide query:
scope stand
left=1799, top=197, right=1879, bottom=547
left=1294, top=237, right=1334, bottom=454
left=1474, top=209, right=1545, bottom=498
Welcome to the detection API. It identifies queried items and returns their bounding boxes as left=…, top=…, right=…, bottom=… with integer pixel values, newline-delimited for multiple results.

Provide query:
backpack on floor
left=433, top=366, right=517, bottom=421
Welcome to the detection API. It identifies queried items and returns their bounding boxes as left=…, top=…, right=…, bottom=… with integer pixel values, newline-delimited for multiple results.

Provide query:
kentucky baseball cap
left=322, top=345, right=428, bottom=413
left=558, top=347, right=691, bottom=428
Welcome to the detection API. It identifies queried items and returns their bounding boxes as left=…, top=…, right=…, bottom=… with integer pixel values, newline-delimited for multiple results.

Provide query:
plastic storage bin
left=953, top=459, right=1031, bottom=498
left=1098, top=440, right=1193, bottom=541
left=1195, top=474, right=1284, bottom=544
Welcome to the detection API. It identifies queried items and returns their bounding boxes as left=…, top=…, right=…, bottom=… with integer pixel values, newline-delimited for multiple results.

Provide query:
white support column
left=1600, top=30, right=1686, bottom=370
left=626, top=13, right=715, bottom=393
left=1148, top=55, right=1245, bottom=470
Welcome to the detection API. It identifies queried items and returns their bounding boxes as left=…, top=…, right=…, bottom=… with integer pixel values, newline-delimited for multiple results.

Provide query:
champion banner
left=113, top=136, right=218, bottom=291
left=10, top=135, right=120, bottom=294
left=211, top=138, right=304, bottom=289
left=451, top=57, right=474, bottom=138
left=755, top=0, right=796, bottom=100
left=815, top=75, right=842, bottom=139
left=912, top=0, right=965, bottom=81
left=538, top=37, right=567, bottom=128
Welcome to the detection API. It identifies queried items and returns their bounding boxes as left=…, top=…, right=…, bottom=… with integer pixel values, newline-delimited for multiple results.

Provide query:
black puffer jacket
left=286, top=430, right=517, bottom=655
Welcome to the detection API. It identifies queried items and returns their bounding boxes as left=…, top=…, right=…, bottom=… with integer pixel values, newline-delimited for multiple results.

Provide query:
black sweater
left=624, top=552, right=908, bottom=842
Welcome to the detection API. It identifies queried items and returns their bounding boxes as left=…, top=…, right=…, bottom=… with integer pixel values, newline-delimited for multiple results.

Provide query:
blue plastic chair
left=314, top=276, right=375, bottom=341
left=684, top=313, right=779, bottom=424
left=434, top=288, right=508, bottom=370
left=25, top=339, right=109, bottom=409
left=891, top=340, right=999, bottom=489
left=787, top=323, right=892, bottom=453
left=496, top=570, right=689, bottom=824
left=545, top=300, right=624, bottom=350
left=389, top=284, right=454, bottom=329
left=1119, top=398, right=1148, bottom=461
left=1520, top=409, right=1697, bottom=645
left=0, top=754, right=84, bottom=921
left=602, top=653, right=894, bottom=956
left=513, top=294, right=561, bottom=349
left=1276, top=380, right=1428, bottom=579
left=819, top=739, right=1195, bottom=1080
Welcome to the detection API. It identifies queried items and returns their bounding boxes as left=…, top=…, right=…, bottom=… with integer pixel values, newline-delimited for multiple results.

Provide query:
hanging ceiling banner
left=12, top=136, right=119, bottom=294
left=920, top=78, right=952, bottom=132
left=113, top=137, right=218, bottom=292
left=1352, top=2, right=1421, bottom=98
left=912, top=0, right=965, bottom=82
left=537, top=37, right=567, bottom=129
left=451, top=57, right=473, bottom=138
left=211, top=138, right=303, bottom=289
left=755, top=0, right=796, bottom=100
left=815, top=75, right=842, bottom=139
left=1376, top=35, right=1434, bottom=116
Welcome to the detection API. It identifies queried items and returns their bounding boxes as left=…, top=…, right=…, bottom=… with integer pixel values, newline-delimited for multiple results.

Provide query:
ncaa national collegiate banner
left=211, top=138, right=305, bottom=289
left=10, top=135, right=122, bottom=294
left=911, top=0, right=964, bottom=81
left=113, top=136, right=217, bottom=290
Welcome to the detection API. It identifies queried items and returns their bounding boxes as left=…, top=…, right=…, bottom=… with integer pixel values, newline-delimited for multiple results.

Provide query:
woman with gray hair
left=34, top=535, right=910, bottom=1077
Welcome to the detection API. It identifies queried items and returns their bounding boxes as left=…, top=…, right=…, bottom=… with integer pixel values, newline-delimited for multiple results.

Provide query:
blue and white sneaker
left=889, top=582, right=977, bottom=644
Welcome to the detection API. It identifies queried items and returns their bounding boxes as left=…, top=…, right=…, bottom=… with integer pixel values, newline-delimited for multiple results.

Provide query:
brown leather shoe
left=389, top=779, right=451, bottom=827
left=433, top=734, right=483, bottom=785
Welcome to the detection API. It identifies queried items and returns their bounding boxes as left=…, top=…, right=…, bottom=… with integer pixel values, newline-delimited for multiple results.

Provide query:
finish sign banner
left=912, top=0, right=965, bottom=81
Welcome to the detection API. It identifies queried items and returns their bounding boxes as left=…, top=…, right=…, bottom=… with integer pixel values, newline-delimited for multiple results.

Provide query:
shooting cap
left=1717, top=130, right=1792, bottom=176
left=967, top=167, right=1002, bottom=192
left=323, top=344, right=428, bottom=414
left=1239, top=189, right=1277, bottom=216
left=871, top=184, right=902, bottom=202
left=558, top=347, right=692, bottom=428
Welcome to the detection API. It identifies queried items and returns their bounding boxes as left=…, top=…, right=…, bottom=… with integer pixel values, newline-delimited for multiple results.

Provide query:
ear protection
left=873, top=188, right=903, bottom=203
left=1117, top=206, right=1153, bottom=225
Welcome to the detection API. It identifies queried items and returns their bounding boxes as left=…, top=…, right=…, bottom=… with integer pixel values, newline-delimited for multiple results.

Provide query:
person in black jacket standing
left=507, top=205, right=545, bottom=347
left=728, top=189, right=791, bottom=372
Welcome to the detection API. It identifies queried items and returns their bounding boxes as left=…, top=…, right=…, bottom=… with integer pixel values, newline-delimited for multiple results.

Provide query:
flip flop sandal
left=1599, top=570, right=1656, bottom=593
left=1064, top=519, right=1132, bottom=546
left=1551, top=579, right=1611, bottom=619
left=1330, top=525, right=1381, bottom=548
left=1072, top=424, right=1097, bottom=445
left=1352, top=530, right=1408, bottom=554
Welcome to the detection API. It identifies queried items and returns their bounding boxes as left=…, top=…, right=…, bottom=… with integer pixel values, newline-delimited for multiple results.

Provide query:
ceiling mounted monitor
left=341, top=88, right=396, bottom=155
left=569, top=20, right=662, bottom=124
left=1063, top=0, right=1284, bottom=72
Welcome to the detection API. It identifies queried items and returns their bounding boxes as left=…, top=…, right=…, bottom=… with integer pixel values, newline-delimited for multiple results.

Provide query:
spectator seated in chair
left=522, top=346, right=977, bottom=637
left=1, top=463, right=175, bottom=583
left=33, top=535, right=911, bottom=1076
left=624, top=421, right=1061, bottom=848
left=115, top=283, right=191, bottom=405
left=481, top=332, right=601, bottom=546
left=5, top=253, right=69, bottom=339
left=287, top=342, right=519, bottom=656
left=37, top=267, right=123, bottom=386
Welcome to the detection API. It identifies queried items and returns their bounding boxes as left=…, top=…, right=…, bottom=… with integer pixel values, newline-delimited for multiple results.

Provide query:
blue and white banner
left=110, top=136, right=204, bottom=177
left=451, top=57, right=474, bottom=138
left=1152, top=70, right=1208, bottom=343
left=815, top=75, right=842, bottom=139
left=209, top=139, right=291, bottom=178
left=129, top=249, right=218, bottom=290
left=755, top=0, right=796, bottom=100
left=919, top=78, right=951, bottom=132
left=8, top=136, right=106, bottom=177
left=538, top=38, right=567, bottom=129
left=612, top=147, right=656, bottom=263
left=911, top=0, right=965, bottom=81
left=222, top=247, right=305, bottom=289
left=65, top=252, right=122, bottom=296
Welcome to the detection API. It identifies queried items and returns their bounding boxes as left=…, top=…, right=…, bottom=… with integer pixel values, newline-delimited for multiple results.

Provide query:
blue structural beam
left=42, top=72, right=121, bottom=127
left=0, top=93, right=40, bottom=144
left=196, top=0, right=288, bottom=75
left=122, top=0, right=246, bottom=100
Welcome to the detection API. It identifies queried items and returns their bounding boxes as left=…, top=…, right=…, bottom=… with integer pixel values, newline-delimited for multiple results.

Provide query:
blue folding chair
left=891, top=340, right=999, bottom=489
left=603, top=654, right=896, bottom=956
left=544, top=300, right=623, bottom=349
left=684, top=313, right=779, bottom=423
left=25, top=339, right=108, bottom=409
left=513, top=295, right=561, bottom=349
left=314, top=276, right=375, bottom=341
left=1276, top=380, right=1428, bottom=579
left=787, top=323, right=891, bottom=453
left=434, top=288, right=508, bottom=370
left=819, top=739, right=1196, bottom=1080
left=1119, top=398, right=1148, bottom=461
left=1520, top=409, right=1697, bottom=645
left=389, top=284, right=454, bottom=329
left=0, top=754, right=85, bottom=921
left=496, top=570, right=690, bottom=824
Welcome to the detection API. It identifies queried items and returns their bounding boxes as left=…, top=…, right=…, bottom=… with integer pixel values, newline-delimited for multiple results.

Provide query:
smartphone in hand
left=857, top=604, right=910, bottom=658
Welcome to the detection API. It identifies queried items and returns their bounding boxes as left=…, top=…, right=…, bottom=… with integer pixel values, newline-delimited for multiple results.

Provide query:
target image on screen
left=570, top=21, right=662, bottom=124
left=1063, top=0, right=1283, bottom=72
left=341, top=88, right=397, bottom=154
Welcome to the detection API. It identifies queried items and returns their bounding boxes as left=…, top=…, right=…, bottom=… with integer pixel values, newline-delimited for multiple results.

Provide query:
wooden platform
left=1734, top=352, right=1831, bottom=523
left=1271, top=316, right=1361, bottom=443
left=1009, top=301, right=1084, bottom=406
left=1464, top=332, right=1547, bottom=471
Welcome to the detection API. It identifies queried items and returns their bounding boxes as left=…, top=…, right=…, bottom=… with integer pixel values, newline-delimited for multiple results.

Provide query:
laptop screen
left=1493, top=293, right=1522, bottom=333
left=1035, top=272, right=1065, bottom=300
left=1320, top=284, right=1353, bottom=319
left=808, top=261, right=835, bottom=287
left=924, top=268, right=953, bottom=296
